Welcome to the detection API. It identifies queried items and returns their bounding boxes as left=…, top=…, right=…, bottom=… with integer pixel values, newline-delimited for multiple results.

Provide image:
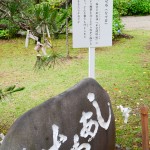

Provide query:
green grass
left=0, top=30, right=150, bottom=149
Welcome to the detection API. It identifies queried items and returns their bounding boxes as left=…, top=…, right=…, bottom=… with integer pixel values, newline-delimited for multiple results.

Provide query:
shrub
left=0, top=19, right=19, bottom=39
left=8, top=24, right=20, bottom=38
left=0, top=30, right=9, bottom=39
left=127, top=0, right=150, bottom=15
left=112, top=8, right=124, bottom=39
left=114, top=0, right=150, bottom=16
left=113, top=0, right=129, bottom=16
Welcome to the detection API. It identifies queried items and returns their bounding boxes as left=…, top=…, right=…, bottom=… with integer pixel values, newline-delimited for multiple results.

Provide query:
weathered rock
left=1, top=78, right=115, bottom=150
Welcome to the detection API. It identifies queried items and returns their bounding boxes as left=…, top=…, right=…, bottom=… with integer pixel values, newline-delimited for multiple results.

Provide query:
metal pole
left=88, top=47, right=95, bottom=78
left=140, top=106, right=149, bottom=150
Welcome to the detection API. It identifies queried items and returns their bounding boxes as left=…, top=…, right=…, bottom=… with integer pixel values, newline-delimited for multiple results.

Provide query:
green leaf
left=11, top=87, right=25, bottom=93
left=4, top=85, right=16, bottom=92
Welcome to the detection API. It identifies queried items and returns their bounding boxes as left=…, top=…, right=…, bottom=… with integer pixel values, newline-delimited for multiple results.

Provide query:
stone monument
left=0, top=78, right=115, bottom=150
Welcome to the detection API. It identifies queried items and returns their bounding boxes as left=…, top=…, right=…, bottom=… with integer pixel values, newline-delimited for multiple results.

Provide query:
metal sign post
left=89, top=47, right=95, bottom=78
left=72, top=0, right=113, bottom=79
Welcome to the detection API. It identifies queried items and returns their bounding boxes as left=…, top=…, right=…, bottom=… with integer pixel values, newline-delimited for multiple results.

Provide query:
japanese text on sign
left=72, top=0, right=113, bottom=48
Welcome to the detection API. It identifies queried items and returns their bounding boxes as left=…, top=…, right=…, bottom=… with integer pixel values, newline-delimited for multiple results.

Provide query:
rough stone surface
left=1, top=78, right=115, bottom=150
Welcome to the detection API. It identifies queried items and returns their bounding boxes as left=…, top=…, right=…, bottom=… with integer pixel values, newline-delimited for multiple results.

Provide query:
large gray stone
left=1, top=78, right=115, bottom=150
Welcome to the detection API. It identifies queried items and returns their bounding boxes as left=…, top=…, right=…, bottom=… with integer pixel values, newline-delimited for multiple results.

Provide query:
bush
left=112, top=8, right=124, bottom=39
left=0, top=30, right=9, bottom=39
left=0, top=19, right=19, bottom=39
left=127, top=0, right=150, bottom=15
left=8, top=24, right=20, bottom=38
left=114, top=0, right=150, bottom=16
left=113, top=0, right=129, bottom=16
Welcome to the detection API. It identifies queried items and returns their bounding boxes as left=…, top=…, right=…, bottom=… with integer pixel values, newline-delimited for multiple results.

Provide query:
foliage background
left=113, top=0, right=150, bottom=16
left=0, top=0, right=123, bottom=39
left=1, top=0, right=150, bottom=39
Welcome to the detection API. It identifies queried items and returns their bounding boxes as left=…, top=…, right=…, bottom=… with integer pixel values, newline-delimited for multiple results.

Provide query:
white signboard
left=72, top=0, right=113, bottom=48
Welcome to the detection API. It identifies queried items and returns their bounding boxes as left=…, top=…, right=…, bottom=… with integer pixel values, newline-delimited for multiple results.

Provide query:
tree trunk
left=66, top=0, right=70, bottom=58
left=0, top=24, right=7, bottom=29
left=35, top=0, right=40, bottom=4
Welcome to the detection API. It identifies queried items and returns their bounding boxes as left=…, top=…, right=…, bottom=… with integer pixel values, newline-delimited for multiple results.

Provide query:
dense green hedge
left=114, top=0, right=150, bottom=16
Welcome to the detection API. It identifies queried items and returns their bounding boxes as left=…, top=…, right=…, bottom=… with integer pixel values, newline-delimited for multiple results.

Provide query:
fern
left=4, top=85, right=16, bottom=92
left=34, top=51, right=63, bottom=70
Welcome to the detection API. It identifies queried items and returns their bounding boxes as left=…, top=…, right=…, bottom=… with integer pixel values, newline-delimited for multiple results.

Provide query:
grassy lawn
left=0, top=30, right=150, bottom=149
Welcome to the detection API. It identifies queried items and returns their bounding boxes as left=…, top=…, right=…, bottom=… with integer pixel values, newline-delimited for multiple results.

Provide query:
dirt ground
left=121, top=15, right=150, bottom=30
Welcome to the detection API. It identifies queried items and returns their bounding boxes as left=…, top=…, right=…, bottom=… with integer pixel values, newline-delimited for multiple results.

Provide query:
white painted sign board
left=72, top=0, right=113, bottom=48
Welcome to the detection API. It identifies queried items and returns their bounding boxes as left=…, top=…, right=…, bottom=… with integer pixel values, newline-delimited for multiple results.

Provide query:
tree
left=0, top=0, right=72, bottom=39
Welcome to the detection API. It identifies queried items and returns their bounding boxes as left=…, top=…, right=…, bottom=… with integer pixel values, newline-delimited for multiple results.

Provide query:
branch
left=54, top=16, right=71, bottom=34
left=0, top=7, right=10, bottom=19
left=0, top=8, right=7, bottom=14
left=0, top=24, right=7, bottom=29
left=19, top=12, right=34, bottom=24
left=58, top=0, right=72, bottom=9
left=0, top=1, right=8, bottom=7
